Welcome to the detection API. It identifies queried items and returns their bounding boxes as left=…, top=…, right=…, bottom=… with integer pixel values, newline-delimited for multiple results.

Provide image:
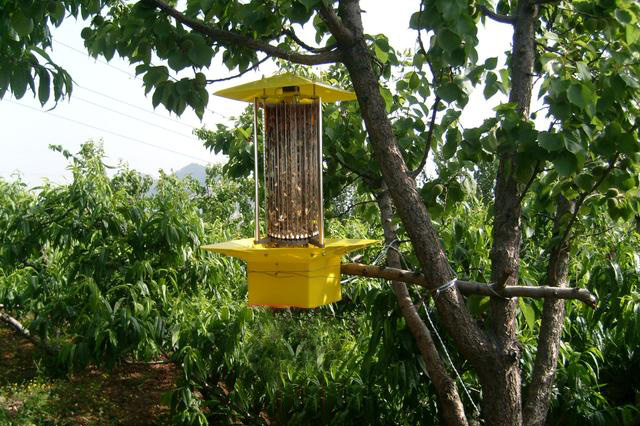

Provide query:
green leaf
left=576, top=62, right=591, bottom=81
left=379, top=86, right=393, bottom=112
left=436, top=82, right=462, bottom=103
left=567, top=83, right=593, bottom=109
left=552, top=152, right=578, bottom=177
left=37, top=69, right=51, bottom=106
left=483, top=72, right=499, bottom=99
left=188, top=44, right=212, bottom=67
left=152, top=85, right=165, bottom=109
left=10, top=66, right=29, bottom=99
left=373, top=44, right=388, bottom=64
left=575, top=173, right=594, bottom=191
left=484, top=57, right=498, bottom=70
left=299, top=0, right=318, bottom=11
left=443, top=129, right=460, bottom=160
left=11, top=12, right=34, bottom=38
left=617, top=132, right=639, bottom=154
left=437, top=29, right=461, bottom=53
left=614, top=8, right=633, bottom=24
left=519, top=298, right=536, bottom=332
left=564, top=135, right=585, bottom=155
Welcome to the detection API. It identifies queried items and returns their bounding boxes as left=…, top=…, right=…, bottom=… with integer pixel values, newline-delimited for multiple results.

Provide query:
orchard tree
left=2, top=1, right=640, bottom=425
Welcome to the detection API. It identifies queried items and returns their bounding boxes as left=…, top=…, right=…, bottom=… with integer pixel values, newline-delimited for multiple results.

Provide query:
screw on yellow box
left=202, top=238, right=377, bottom=308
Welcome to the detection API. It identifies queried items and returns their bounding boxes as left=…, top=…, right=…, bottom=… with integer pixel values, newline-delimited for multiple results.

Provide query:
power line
left=73, top=95, right=197, bottom=141
left=53, top=39, right=232, bottom=120
left=75, top=84, right=197, bottom=130
left=54, top=39, right=134, bottom=77
left=4, top=100, right=212, bottom=164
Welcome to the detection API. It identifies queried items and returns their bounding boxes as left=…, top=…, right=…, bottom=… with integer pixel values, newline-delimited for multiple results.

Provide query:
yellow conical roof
left=213, top=72, right=357, bottom=104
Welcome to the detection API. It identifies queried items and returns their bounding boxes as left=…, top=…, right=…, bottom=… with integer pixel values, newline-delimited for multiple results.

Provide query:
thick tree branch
left=410, top=95, right=440, bottom=179
left=147, top=0, right=341, bottom=65
left=338, top=0, right=492, bottom=374
left=317, top=2, right=355, bottom=45
left=340, top=263, right=597, bottom=307
left=479, top=5, right=516, bottom=25
left=376, top=190, right=468, bottom=426
left=524, top=197, right=574, bottom=426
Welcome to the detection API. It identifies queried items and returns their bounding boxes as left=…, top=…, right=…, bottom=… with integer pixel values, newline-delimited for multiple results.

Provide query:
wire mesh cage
left=263, top=99, right=321, bottom=246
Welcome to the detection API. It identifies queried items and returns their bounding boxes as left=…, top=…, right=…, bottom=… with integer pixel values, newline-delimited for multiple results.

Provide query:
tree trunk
left=337, top=0, right=492, bottom=372
left=376, top=189, right=469, bottom=426
left=523, top=197, right=574, bottom=426
left=484, top=1, right=538, bottom=424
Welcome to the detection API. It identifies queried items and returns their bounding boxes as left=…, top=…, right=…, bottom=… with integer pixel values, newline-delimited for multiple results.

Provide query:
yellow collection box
left=202, top=238, right=377, bottom=308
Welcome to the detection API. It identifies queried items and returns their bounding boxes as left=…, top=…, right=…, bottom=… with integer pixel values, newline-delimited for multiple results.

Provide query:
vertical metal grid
left=263, top=99, right=321, bottom=246
left=253, top=97, right=260, bottom=243
left=317, top=97, right=324, bottom=247
left=261, top=99, right=268, bottom=237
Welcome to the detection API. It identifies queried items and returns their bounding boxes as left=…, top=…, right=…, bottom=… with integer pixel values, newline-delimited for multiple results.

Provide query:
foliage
left=2, top=0, right=640, bottom=423
left=0, top=142, right=638, bottom=424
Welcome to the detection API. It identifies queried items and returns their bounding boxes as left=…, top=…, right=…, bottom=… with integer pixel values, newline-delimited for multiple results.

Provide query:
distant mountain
left=175, top=163, right=207, bottom=186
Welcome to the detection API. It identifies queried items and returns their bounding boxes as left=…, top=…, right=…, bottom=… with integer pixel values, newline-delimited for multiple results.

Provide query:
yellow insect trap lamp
left=202, top=73, right=377, bottom=308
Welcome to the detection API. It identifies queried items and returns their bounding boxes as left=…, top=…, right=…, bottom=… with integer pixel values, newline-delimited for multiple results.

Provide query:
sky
left=0, top=1, right=513, bottom=187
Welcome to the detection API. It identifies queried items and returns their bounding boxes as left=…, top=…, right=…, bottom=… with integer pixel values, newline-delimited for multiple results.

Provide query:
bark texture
left=523, top=198, right=574, bottom=426
left=377, top=190, right=468, bottom=426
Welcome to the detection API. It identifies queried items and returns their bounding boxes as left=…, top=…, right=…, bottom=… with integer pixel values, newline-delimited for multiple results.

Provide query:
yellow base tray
left=202, top=238, right=378, bottom=308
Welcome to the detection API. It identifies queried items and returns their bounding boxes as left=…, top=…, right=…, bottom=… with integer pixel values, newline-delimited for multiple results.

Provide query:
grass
left=0, top=327, right=177, bottom=425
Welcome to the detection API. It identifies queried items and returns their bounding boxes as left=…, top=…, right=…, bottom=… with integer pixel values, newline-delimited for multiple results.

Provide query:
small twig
left=410, top=95, right=441, bottom=179
left=123, top=359, right=172, bottom=365
left=206, top=56, right=270, bottom=84
left=282, top=29, right=337, bottom=53
left=333, top=199, right=376, bottom=218
left=331, top=154, right=379, bottom=185
left=558, top=153, right=619, bottom=247
left=516, top=160, right=541, bottom=205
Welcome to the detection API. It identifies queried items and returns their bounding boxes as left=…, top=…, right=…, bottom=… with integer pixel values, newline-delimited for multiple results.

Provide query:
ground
left=0, top=327, right=177, bottom=425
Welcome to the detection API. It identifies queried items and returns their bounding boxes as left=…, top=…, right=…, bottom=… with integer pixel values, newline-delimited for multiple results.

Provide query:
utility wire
left=53, top=39, right=232, bottom=120
left=75, top=84, right=197, bottom=130
left=54, top=39, right=133, bottom=77
left=73, top=95, right=197, bottom=141
left=5, top=100, right=212, bottom=163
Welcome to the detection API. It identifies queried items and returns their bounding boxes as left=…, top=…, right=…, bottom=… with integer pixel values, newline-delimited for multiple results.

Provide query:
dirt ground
left=0, top=327, right=177, bottom=425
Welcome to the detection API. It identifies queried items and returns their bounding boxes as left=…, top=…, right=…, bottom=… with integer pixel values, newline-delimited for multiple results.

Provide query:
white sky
left=0, top=1, right=512, bottom=187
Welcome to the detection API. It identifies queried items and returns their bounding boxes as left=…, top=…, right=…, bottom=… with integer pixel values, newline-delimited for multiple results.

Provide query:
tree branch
left=282, top=29, right=337, bottom=53
left=410, top=95, right=440, bottom=179
left=206, top=55, right=270, bottom=84
left=332, top=199, right=376, bottom=218
left=341, top=263, right=597, bottom=307
left=479, top=5, right=516, bottom=25
left=523, top=196, right=574, bottom=426
left=317, top=2, right=355, bottom=45
left=0, top=308, right=57, bottom=354
left=376, top=189, right=469, bottom=425
left=147, top=0, right=341, bottom=65
left=516, top=160, right=541, bottom=205
left=558, top=153, right=619, bottom=247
